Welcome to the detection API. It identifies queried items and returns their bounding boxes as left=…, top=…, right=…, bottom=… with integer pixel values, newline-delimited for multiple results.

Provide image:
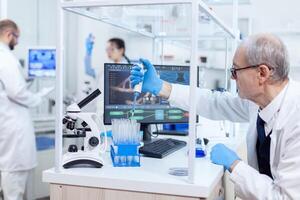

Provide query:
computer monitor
left=104, top=63, right=190, bottom=140
left=27, top=47, right=56, bottom=78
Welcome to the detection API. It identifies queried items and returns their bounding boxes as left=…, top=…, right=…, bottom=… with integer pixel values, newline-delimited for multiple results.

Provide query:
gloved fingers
left=212, top=143, right=226, bottom=151
left=130, top=70, right=143, bottom=77
left=139, top=58, right=154, bottom=71
left=132, top=65, right=142, bottom=71
left=210, top=148, right=217, bottom=162
left=130, top=79, right=142, bottom=87
left=130, top=76, right=143, bottom=83
left=129, top=75, right=143, bottom=82
left=210, top=143, right=223, bottom=162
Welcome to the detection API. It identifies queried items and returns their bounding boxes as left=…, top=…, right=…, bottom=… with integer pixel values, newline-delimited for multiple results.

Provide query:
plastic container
left=195, top=147, right=206, bottom=158
left=110, top=143, right=141, bottom=167
left=195, top=138, right=206, bottom=158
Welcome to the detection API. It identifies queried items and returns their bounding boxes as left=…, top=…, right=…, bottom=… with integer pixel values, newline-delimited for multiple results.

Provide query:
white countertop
left=43, top=143, right=223, bottom=198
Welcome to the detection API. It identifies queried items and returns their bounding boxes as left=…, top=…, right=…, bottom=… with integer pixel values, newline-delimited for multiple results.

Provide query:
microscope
left=62, top=89, right=107, bottom=168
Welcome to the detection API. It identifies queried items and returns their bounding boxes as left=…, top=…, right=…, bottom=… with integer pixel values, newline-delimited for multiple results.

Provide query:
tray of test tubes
left=110, top=143, right=140, bottom=167
left=110, top=119, right=141, bottom=167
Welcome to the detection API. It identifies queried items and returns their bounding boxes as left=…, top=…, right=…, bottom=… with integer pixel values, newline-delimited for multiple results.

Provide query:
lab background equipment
left=27, top=47, right=56, bottom=78
left=25, top=47, right=57, bottom=125
left=104, top=63, right=190, bottom=141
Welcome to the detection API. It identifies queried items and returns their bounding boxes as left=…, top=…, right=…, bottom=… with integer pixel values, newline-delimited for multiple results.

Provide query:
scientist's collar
left=258, top=80, right=289, bottom=124
left=0, top=41, right=10, bottom=51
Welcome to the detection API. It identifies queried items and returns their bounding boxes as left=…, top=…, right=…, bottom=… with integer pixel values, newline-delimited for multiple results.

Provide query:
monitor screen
left=28, top=47, right=56, bottom=77
left=104, top=63, right=190, bottom=124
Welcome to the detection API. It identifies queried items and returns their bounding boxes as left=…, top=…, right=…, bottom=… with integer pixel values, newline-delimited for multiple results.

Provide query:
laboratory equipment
left=168, top=167, right=188, bottom=176
left=27, top=47, right=56, bottom=78
left=62, top=89, right=107, bottom=168
left=152, top=124, right=189, bottom=136
left=132, top=62, right=144, bottom=115
left=104, top=63, right=190, bottom=141
left=111, top=119, right=141, bottom=144
left=195, top=138, right=208, bottom=158
left=139, top=138, right=186, bottom=158
left=132, top=63, right=144, bottom=94
left=110, top=119, right=141, bottom=167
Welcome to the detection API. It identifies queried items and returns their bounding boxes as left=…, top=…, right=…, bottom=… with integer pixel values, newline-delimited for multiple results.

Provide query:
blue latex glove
left=130, top=58, right=163, bottom=96
left=85, top=33, right=94, bottom=56
left=210, top=143, right=240, bottom=171
left=130, top=59, right=163, bottom=95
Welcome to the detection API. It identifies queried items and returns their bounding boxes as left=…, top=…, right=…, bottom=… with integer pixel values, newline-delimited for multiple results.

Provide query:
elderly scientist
left=130, top=33, right=300, bottom=199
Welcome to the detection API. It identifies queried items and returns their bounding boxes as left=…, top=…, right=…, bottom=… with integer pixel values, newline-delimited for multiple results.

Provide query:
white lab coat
left=0, top=42, right=41, bottom=171
left=168, top=80, right=300, bottom=199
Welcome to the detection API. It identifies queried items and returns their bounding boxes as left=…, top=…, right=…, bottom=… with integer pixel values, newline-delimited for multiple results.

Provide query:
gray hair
left=241, top=33, right=289, bottom=82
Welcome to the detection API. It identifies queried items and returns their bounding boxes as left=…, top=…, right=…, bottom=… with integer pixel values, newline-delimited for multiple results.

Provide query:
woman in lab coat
left=84, top=34, right=130, bottom=78
left=84, top=35, right=131, bottom=116
left=0, top=19, right=53, bottom=200
left=130, top=33, right=300, bottom=199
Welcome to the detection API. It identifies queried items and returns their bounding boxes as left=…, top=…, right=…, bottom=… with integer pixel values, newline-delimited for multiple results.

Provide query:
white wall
left=212, top=0, right=300, bottom=79
left=6, top=0, right=57, bottom=116
left=7, top=0, right=38, bottom=58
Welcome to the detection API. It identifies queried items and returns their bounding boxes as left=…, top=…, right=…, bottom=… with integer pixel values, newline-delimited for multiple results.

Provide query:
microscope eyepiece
left=78, top=89, right=101, bottom=109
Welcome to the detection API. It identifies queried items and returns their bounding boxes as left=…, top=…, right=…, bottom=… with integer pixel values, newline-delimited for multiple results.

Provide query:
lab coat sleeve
left=168, top=84, right=250, bottom=122
left=230, top=125, right=300, bottom=199
left=0, top=56, right=42, bottom=108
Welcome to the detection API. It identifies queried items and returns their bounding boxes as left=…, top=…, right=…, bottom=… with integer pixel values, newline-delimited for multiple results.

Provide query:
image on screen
left=104, top=63, right=190, bottom=124
left=28, top=48, right=56, bottom=77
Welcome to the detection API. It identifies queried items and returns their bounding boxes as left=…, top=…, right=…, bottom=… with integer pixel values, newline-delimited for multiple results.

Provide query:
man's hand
left=130, top=58, right=163, bottom=96
left=210, top=143, right=240, bottom=171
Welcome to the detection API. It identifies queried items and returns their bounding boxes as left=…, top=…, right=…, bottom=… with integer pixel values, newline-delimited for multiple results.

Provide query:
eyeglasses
left=10, top=32, right=19, bottom=40
left=230, top=64, right=264, bottom=79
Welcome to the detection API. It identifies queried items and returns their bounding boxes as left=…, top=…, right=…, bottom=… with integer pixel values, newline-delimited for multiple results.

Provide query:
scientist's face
left=8, top=30, right=19, bottom=50
left=106, top=42, right=124, bottom=62
left=232, top=47, right=261, bottom=100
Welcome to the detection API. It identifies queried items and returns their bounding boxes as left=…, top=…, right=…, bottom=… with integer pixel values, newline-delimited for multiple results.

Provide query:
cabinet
left=49, top=180, right=223, bottom=200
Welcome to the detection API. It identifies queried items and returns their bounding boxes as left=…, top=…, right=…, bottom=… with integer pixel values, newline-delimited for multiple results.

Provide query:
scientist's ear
left=257, top=64, right=272, bottom=84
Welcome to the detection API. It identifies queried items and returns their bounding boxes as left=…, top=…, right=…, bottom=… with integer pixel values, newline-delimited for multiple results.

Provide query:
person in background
left=130, top=33, right=300, bottom=199
left=106, top=37, right=131, bottom=64
left=84, top=34, right=131, bottom=117
left=84, top=34, right=130, bottom=78
left=0, top=19, right=53, bottom=200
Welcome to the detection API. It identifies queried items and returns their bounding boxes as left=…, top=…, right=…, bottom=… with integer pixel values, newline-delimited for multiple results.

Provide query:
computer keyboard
left=139, top=138, right=187, bottom=158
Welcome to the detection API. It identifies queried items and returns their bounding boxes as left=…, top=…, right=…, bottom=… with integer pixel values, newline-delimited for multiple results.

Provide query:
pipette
left=132, top=63, right=144, bottom=116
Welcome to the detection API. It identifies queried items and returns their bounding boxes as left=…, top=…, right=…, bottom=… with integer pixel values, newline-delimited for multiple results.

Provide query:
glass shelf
left=203, top=0, right=251, bottom=5
left=156, top=36, right=233, bottom=51
left=62, top=0, right=236, bottom=39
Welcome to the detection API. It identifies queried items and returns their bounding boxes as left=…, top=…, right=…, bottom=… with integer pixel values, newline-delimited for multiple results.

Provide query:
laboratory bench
left=43, top=126, right=247, bottom=200
left=43, top=142, right=224, bottom=200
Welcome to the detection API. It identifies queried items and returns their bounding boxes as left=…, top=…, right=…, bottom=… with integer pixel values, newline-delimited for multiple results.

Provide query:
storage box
left=110, top=143, right=141, bottom=167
